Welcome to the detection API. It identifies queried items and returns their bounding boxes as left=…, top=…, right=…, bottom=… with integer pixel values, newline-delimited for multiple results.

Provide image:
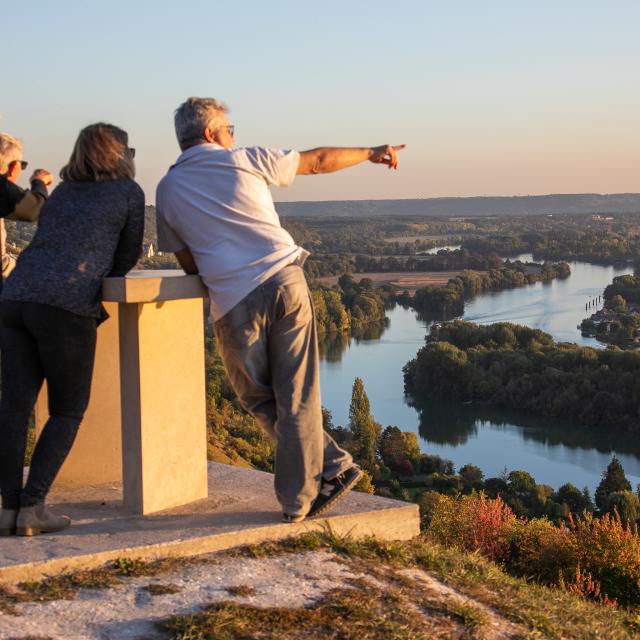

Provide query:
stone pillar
left=35, top=301, right=122, bottom=485
left=36, top=271, right=208, bottom=515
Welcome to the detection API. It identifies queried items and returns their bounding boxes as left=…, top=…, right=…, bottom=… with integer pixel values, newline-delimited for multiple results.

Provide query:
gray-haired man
left=156, top=97, right=404, bottom=522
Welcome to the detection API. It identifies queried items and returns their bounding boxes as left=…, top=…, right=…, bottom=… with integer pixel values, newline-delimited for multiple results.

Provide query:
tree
left=348, top=377, right=378, bottom=473
left=554, top=483, right=591, bottom=514
left=459, top=464, right=484, bottom=491
left=606, top=491, right=640, bottom=523
left=506, top=470, right=545, bottom=517
left=379, top=426, right=420, bottom=471
left=595, top=456, right=632, bottom=512
left=608, top=294, right=627, bottom=313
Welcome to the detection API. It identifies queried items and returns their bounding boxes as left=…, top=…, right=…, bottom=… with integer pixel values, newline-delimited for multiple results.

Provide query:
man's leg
left=213, top=290, right=278, bottom=437
left=268, top=266, right=354, bottom=513
left=215, top=267, right=353, bottom=517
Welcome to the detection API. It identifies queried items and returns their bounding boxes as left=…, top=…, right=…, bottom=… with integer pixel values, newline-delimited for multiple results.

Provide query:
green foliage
left=379, top=426, right=420, bottom=472
left=589, top=274, right=640, bottom=346
left=404, top=320, right=640, bottom=432
left=347, top=377, right=379, bottom=472
left=205, top=337, right=274, bottom=471
left=554, top=483, right=594, bottom=516
left=459, top=464, right=484, bottom=491
left=410, top=262, right=571, bottom=316
left=595, top=456, right=633, bottom=512
left=309, top=275, right=391, bottom=335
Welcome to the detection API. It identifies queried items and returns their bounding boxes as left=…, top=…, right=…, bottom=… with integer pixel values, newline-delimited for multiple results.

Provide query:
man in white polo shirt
left=156, top=97, right=404, bottom=523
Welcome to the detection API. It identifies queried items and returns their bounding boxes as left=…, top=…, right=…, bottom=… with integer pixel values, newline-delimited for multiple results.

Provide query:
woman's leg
left=0, top=302, right=45, bottom=510
left=20, top=304, right=97, bottom=507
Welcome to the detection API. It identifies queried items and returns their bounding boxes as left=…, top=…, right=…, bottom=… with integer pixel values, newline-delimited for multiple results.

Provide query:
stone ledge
left=102, top=270, right=206, bottom=303
left=0, top=462, right=420, bottom=584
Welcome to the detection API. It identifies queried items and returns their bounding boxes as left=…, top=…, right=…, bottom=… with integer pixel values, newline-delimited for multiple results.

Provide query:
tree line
left=309, top=274, right=393, bottom=334
left=403, top=320, right=640, bottom=433
left=401, top=262, right=571, bottom=317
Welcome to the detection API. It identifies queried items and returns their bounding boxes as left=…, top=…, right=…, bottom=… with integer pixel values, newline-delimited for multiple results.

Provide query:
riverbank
left=318, top=261, right=639, bottom=493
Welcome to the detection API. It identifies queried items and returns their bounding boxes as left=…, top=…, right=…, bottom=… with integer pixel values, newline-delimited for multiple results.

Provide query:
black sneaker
left=308, top=466, right=364, bottom=518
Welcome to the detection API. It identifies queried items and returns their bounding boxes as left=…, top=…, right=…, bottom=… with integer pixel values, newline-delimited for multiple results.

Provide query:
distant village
left=581, top=298, right=640, bottom=347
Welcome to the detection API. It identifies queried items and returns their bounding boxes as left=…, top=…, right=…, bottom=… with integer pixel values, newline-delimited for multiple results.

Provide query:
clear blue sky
left=3, top=0, right=639, bottom=202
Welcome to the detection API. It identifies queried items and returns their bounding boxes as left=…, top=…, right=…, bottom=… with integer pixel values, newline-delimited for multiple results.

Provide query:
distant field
left=384, top=235, right=448, bottom=243
left=318, top=270, right=474, bottom=293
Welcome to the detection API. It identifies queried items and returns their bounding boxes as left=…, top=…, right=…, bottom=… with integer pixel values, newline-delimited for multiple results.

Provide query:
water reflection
left=318, top=318, right=390, bottom=362
left=409, top=396, right=640, bottom=456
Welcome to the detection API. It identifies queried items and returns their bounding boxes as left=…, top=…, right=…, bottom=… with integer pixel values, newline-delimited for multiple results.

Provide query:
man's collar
left=171, top=142, right=227, bottom=169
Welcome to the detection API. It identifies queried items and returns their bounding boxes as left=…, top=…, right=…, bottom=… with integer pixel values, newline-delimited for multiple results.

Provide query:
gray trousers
left=214, top=264, right=353, bottom=516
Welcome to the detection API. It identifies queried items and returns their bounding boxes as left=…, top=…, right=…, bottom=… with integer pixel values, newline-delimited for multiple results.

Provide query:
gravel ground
left=0, top=551, right=356, bottom=640
left=0, top=549, right=523, bottom=640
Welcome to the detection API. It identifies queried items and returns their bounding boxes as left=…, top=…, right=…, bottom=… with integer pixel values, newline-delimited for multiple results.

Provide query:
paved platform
left=0, top=463, right=420, bottom=584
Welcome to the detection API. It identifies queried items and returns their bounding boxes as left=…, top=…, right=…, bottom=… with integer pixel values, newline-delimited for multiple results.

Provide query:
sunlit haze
left=3, top=0, right=639, bottom=203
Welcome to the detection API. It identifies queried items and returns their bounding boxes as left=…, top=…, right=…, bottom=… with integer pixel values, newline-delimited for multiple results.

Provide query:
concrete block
left=118, top=297, right=208, bottom=515
left=0, top=463, right=420, bottom=584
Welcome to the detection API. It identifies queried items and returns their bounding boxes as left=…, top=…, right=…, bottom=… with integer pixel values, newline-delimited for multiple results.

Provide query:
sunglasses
left=217, top=125, right=235, bottom=137
left=127, top=147, right=136, bottom=158
left=17, top=160, right=28, bottom=170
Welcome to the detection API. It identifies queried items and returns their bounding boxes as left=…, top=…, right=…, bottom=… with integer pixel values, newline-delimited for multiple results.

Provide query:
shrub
left=569, top=511, right=640, bottom=607
left=508, top=517, right=578, bottom=584
left=427, top=492, right=516, bottom=563
left=558, top=566, right=617, bottom=607
left=425, top=493, right=640, bottom=606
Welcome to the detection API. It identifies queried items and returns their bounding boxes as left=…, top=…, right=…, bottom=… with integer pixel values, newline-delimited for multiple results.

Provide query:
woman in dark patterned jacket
left=0, top=123, right=145, bottom=536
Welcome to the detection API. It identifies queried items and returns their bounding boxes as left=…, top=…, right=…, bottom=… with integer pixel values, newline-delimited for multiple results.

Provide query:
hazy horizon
left=3, top=1, right=640, bottom=203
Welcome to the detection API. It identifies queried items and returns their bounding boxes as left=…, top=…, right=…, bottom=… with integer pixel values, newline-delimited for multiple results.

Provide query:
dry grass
left=225, top=584, right=257, bottom=597
left=318, top=271, right=472, bottom=292
left=142, top=583, right=183, bottom=596
left=160, top=576, right=476, bottom=640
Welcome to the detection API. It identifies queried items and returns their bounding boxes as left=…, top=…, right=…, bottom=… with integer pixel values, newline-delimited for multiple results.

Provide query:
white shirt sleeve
left=156, top=207, right=187, bottom=252
left=243, top=147, right=300, bottom=188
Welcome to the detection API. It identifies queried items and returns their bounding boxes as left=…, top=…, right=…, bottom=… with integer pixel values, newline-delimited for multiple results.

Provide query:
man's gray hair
left=174, top=97, right=228, bottom=149
left=0, top=132, right=23, bottom=174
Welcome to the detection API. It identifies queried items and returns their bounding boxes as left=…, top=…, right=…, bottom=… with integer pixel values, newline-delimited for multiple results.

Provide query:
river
left=318, top=258, right=639, bottom=492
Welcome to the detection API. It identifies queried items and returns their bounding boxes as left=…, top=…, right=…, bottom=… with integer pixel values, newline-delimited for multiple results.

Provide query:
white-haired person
left=0, top=123, right=144, bottom=536
left=156, top=97, right=404, bottom=523
left=0, top=133, right=53, bottom=289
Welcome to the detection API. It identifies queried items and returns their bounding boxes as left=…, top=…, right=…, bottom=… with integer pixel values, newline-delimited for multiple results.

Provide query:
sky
left=2, top=0, right=639, bottom=203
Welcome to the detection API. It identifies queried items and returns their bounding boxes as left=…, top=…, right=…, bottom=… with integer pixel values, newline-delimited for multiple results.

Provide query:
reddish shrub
left=427, top=492, right=516, bottom=563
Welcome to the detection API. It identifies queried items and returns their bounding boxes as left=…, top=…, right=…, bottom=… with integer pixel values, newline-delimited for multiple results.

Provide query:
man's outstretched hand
left=369, top=144, right=406, bottom=169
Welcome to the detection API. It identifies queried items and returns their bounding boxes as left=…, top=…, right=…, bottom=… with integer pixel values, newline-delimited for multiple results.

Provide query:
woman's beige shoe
left=15, top=505, right=71, bottom=536
left=0, top=509, right=18, bottom=536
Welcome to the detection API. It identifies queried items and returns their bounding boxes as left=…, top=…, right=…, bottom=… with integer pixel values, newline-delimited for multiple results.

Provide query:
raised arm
left=1, top=170, right=52, bottom=221
left=296, top=144, right=405, bottom=175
